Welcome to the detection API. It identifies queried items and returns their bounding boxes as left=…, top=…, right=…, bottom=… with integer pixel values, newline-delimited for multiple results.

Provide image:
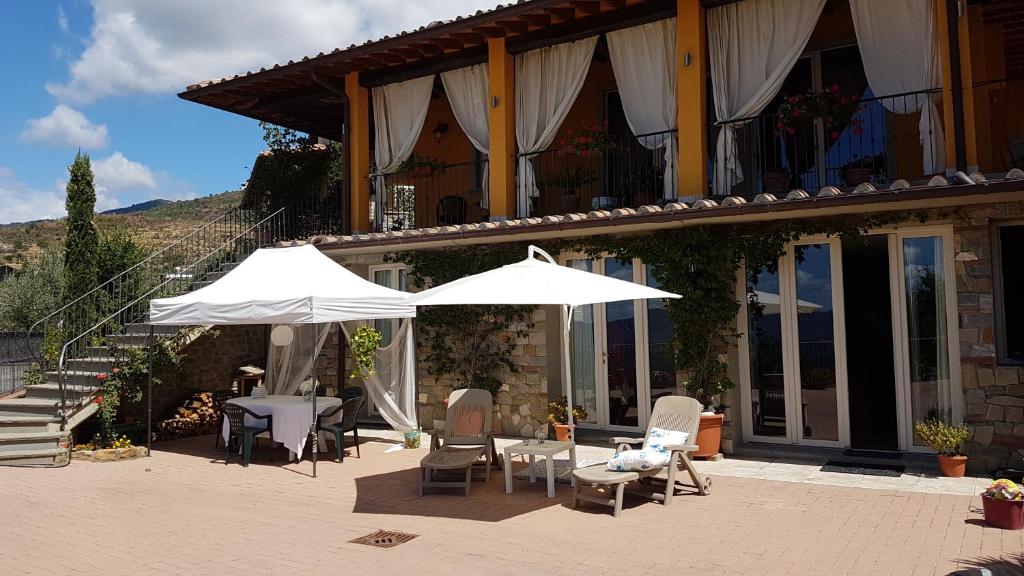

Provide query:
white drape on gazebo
left=708, top=0, right=826, bottom=196
left=372, top=74, right=434, bottom=225
left=607, top=17, right=678, bottom=200
left=341, top=319, right=418, bottom=432
left=515, top=36, right=597, bottom=217
left=441, top=64, right=491, bottom=208
left=850, top=0, right=945, bottom=175
left=265, top=323, right=331, bottom=395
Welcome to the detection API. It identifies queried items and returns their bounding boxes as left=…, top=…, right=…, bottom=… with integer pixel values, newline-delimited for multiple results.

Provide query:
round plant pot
left=844, top=167, right=874, bottom=186
left=693, top=413, right=725, bottom=458
left=553, top=423, right=571, bottom=442
left=937, top=454, right=968, bottom=478
left=981, top=494, right=1024, bottom=530
left=762, top=171, right=791, bottom=194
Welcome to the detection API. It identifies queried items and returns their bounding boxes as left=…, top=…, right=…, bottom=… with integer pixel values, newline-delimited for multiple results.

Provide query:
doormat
left=843, top=449, right=902, bottom=460
left=821, top=460, right=905, bottom=477
left=349, top=530, right=418, bottom=549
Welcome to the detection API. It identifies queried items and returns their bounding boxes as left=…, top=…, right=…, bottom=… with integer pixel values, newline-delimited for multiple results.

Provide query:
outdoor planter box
left=981, top=494, right=1024, bottom=530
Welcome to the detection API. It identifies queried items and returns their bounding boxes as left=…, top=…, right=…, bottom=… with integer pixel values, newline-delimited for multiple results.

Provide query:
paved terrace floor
left=3, top=431, right=1022, bottom=576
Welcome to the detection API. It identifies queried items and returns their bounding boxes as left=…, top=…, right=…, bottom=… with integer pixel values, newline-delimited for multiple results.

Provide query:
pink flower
left=830, top=130, right=840, bottom=140
left=94, top=396, right=104, bottom=404
left=96, top=373, right=108, bottom=382
left=786, top=127, right=797, bottom=135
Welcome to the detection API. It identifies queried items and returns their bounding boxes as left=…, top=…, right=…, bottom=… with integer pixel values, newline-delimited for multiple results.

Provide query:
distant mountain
left=101, top=199, right=173, bottom=215
left=0, top=191, right=243, bottom=270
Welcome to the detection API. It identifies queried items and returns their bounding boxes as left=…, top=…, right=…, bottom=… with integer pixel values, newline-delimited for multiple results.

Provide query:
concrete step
left=45, top=370, right=105, bottom=387
left=0, top=398, right=62, bottom=418
left=85, top=345, right=143, bottom=357
left=65, top=357, right=118, bottom=373
left=0, top=431, right=69, bottom=452
left=105, top=333, right=154, bottom=347
left=0, top=415, right=61, bottom=433
left=24, top=383, right=99, bottom=401
left=0, top=447, right=68, bottom=466
left=123, top=323, right=178, bottom=337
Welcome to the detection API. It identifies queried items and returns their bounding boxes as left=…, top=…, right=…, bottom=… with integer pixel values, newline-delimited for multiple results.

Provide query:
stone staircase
left=0, top=262, right=241, bottom=466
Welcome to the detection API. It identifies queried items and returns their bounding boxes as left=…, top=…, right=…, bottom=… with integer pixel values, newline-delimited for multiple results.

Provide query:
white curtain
left=341, top=319, right=418, bottom=432
left=516, top=36, right=597, bottom=217
left=372, top=75, right=435, bottom=224
left=441, top=64, right=491, bottom=209
left=607, top=18, right=678, bottom=200
left=265, top=324, right=331, bottom=395
left=709, top=0, right=826, bottom=196
left=850, top=0, right=945, bottom=175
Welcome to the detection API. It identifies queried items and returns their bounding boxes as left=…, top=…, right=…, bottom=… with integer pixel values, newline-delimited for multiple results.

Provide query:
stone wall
left=955, top=202, right=1024, bottom=470
left=416, top=307, right=549, bottom=438
left=141, top=325, right=267, bottom=421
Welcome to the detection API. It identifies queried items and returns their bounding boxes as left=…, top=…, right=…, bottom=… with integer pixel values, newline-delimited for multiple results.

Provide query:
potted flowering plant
left=914, top=417, right=970, bottom=477
left=547, top=396, right=588, bottom=441
left=398, top=154, right=445, bottom=179
left=841, top=153, right=884, bottom=186
left=555, top=122, right=614, bottom=158
left=684, top=377, right=732, bottom=458
left=981, top=479, right=1024, bottom=530
left=776, top=84, right=863, bottom=142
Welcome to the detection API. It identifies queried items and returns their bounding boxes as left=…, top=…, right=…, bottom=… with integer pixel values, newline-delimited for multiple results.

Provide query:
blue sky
left=0, top=0, right=495, bottom=224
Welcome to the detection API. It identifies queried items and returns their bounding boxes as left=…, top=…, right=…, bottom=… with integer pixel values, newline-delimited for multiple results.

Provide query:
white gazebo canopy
left=149, top=244, right=415, bottom=325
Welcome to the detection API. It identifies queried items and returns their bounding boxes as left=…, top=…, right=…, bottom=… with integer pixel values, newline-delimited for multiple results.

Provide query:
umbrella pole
left=563, top=305, right=575, bottom=446
left=311, top=324, right=318, bottom=479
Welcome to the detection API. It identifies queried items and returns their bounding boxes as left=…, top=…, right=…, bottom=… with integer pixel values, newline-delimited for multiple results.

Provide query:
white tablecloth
left=221, top=395, right=343, bottom=459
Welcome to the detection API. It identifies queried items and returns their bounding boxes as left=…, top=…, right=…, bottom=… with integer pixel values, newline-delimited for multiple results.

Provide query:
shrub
left=547, top=396, right=589, bottom=425
left=914, top=418, right=969, bottom=456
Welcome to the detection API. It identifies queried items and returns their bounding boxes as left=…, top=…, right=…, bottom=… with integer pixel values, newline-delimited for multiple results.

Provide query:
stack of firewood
left=155, top=392, right=220, bottom=440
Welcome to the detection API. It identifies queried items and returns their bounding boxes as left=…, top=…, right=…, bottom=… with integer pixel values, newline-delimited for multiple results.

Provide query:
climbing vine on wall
left=386, top=243, right=548, bottom=396
left=389, top=209, right=938, bottom=408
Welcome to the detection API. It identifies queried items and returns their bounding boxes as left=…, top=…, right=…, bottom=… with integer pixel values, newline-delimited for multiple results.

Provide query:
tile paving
left=2, top=431, right=1021, bottom=576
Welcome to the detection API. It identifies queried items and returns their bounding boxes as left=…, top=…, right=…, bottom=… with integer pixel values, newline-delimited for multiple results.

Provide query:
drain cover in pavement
left=350, top=530, right=418, bottom=548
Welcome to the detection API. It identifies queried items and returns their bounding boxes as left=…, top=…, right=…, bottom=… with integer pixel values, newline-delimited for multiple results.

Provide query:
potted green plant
left=841, top=154, right=878, bottom=186
left=761, top=168, right=791, bottom=195
left=547, top=395, right=588, bottom=442
left=543, top=166, right=596, bottom=213
left=398, top=154, right=445, bottom=179
left=683, top=375, right=733, bottom=458
left=914, top=417, right=970, bottom=477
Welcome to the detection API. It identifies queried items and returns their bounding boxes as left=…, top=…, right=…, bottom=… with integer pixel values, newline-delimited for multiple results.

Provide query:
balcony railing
left=517, top=129, right=676, bottom=217
left=371, top=160, right=488, bottom=232
left=715, top=88, right=944, bottom=198
left=972, top=77, right=1024, bottom=174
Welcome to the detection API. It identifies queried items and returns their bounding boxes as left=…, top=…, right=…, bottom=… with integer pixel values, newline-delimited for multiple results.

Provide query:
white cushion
left=605, top=427, right=690, bottom=472
left=606, top=449, right=669, bottom=472
left=643, top=427, right=689, bottom=453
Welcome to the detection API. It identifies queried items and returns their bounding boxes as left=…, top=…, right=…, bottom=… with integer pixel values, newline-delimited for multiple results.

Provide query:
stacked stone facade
left=955, top=202, right=1024, bottom=470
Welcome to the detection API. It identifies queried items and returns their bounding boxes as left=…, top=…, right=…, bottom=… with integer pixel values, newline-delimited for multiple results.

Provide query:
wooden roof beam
left=430, top=36, right=465, bottom=51
left=544, top=6, right=576, bottom=23
left=522, top=13, right=553, bottom=28
left=410, top=42, right=444, bottom=56
left=601, top=0, right=627, bottom=9
left=370, top=51, right=406, bottom=65
left=451, top=31, right=485, bottom=45
left=392, top=47, right=426, bottom=60
left=495, top=19, right=530, bottom=35
left=574, top=1, right=601, bottom=16
left=472, top=25, right=507, bottom=38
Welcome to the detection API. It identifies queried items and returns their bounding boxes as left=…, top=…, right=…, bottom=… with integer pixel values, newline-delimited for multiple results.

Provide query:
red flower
left=830, top=84, right=840, bottom=93
left=788, top=96, right=799, bottom=103
left=96, top=373, right=108, bottom=382
left=830, top=130, right=840, bottom=140
left=786, top=127, right=797, bottom=135
left=851, top=127, right=863, bottom=136
left=94, top=396, right=104, bottom=404
left=791, top=109, right=801, bottom=118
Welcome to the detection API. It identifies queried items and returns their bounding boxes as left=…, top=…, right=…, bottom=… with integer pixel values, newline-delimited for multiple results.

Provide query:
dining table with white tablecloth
left=221, top=395, right=343, bottom=461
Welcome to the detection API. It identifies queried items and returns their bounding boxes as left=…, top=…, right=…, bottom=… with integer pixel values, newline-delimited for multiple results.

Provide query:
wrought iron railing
left=517, top=129, right=676, bottom=218
left=1, top=332, right=37, bottom=397
left=371, top=160, right=488, bottom=231
left=713, top=88, right=944, bottom=198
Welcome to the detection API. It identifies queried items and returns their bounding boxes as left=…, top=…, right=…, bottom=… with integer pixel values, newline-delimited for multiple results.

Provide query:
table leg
left=503, top=448, right=513, bottom=494
left=545, top=456, right=555, bottom=498
left=528, top=455, right=536, bottom=484
left=569, top=443, right=577, bottom=488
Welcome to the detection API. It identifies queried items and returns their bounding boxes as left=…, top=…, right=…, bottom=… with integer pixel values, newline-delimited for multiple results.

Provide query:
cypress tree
left=63, top=152, right=99, bottom=305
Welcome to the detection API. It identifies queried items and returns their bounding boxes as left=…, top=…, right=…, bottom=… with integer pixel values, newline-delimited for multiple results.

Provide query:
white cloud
left=58, top=5, right=69, bottom=33
left=21, top=105, right=109, bottom=149
left=92, top=151, right=157, bottom=192
left=0, top=167, right=13, bottom=178
left=47, top=0, right=498, bottom=103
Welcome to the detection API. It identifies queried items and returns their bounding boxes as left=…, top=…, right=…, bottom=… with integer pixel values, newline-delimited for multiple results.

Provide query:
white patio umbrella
left=409, top=246, right=680, bottom=440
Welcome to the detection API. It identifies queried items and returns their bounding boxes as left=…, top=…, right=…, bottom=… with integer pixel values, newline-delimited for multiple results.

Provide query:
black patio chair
left=436, top=195, right=467, bottom=226
left=317, top=396, right=365, bottom=462
left=212, top=390, right=237, bottom=449
left=222, top=403, right=273, bottom=466
left=338, top=386, right=364, bottom=402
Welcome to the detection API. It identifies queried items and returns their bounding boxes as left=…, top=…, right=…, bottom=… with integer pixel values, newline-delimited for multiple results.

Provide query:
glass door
left=603, top=258, right=640, bottom=428
left=894, top=230, right=960, bottom=451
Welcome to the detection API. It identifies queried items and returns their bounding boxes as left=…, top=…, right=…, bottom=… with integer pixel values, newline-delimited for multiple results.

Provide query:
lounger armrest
left=610, top=436, right=644, bottom=445
left=664, top=444, right=700, bottom=453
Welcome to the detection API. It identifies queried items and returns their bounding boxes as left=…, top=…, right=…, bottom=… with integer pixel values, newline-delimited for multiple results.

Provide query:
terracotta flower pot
left=844, top=167, right=874, bottom=186
left=560, top=195, right=580, bottom=214
left=938, top=454, right=968, bottom=478
left=762, top=171, right=791, bottom=194
left=552, top=423, right=570, bottom=442
left=981, top=494, right=1024, bottom=530
left=693, top=413, right=724, bottom=458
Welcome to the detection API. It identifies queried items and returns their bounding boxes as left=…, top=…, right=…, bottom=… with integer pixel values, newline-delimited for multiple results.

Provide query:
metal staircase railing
left=51, top=206, right=291, bottom=429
